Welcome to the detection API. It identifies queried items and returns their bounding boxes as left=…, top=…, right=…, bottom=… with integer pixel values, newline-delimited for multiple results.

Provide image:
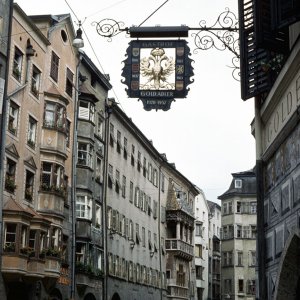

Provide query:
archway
left=7, top=282, right=29, bottom=300
left=274, top=229, right=300, bottom=299
left=111, top=292, right=121, bottom=300
left=84, top=293, right=97, bottom=300
left=49, top=288, right=63, bottom=300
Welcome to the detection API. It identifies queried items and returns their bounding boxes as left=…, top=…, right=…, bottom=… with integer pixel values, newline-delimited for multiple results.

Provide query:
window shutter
left=255, top=0, right=289, bottom=53
left=238, top=0, right=273, bottom=100
left=274, top=0, right=300, bottom=29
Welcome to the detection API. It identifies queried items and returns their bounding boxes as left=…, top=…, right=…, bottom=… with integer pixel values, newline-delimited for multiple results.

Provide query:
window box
left=20, top=247, right=35, bottom=257
left=41, top=248, right=61, bottom=258
left=3, top=243, right=16, bottom=253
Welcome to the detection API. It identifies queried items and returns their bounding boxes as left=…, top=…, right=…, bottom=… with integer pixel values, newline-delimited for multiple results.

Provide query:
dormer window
left=235, top=179, right=242, bottom=188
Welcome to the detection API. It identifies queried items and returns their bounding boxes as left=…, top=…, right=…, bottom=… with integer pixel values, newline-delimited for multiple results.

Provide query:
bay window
left=78, top=100, right=95, bottom=122
left=77, top=142, right=93, bottom=168
left=76, top=195, right=92, bottom=219
left=44, top=101, right=66, bottom=130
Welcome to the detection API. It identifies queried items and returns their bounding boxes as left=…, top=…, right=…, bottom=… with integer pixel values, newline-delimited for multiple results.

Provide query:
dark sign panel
left=122, top=40, right=194, bottom=111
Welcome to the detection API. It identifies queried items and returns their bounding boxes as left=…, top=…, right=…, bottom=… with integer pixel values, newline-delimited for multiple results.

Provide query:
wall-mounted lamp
left=73, top=22, right=84, bottom=49
left=26, top=40, right=35, bottom=57
left=150, top=251, right=154, bottom=257
left=130, top=241, right=135, bottom=249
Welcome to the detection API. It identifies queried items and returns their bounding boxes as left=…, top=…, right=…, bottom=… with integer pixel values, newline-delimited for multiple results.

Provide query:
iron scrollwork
left=191, top=8, right=240, bottom=80
left=92, top=19, right=127, bottom=41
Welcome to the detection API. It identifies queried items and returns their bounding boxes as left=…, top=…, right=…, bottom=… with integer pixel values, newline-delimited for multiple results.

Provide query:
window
left=4, top=223, right=17, bottom=252
left=250, top=251, right=256, bottom=266
left=25, top=169, right=34, bottom=201
left=224, top=279, right=232, bottom=293
left=247, top=279, right=256, bottom=295
left=97, top=113, right=104, bottom=138
left=115, top=169, right=120, bottom=194
left=50, top=51, right=59, bottom=82
left=153, top=200, right=158, bottom=219
left=136, top=223, right=141, bottom=244
left=195, top=244, right=203, bottom=258
left=13, top=47, right=23, bottom=81
left=123, top=137, right=128, bottom=159
left=223, top=251, right=233, bottom=266
left=76, top=195, right=92, bottom=219
left=237, top=225, right=242, bottom=238
left=109, top=123, right=115, bottom=147
left=143, top=157, right=147, bottom=177
left=137, top=151, right=141, bottom=172
left=108, top=164, right=113, bottom=188
left=250, top=202, right=257, bottom=214
left=176, top=264, right=185, bottom=286
left=76, top=242, right=85, bottom=263
left=129, top=220, right=133, bottom=240
left=29, top=230, right=36, bottom=250
left=8, top=101, right=19, bottom=135
left=153, top=169, right=158, bottom=186
left=117, top=130, right=121, bottom=153
left=161, top=174, right=165, bottom=192
left=195, top=266, right=204, bottom=280
left=131, top=145, right=135, bottom=166
left=44, top=102, right=66, bottom=130
left=235, top=179, right=242, bottom=188
left=129, top=181, right=133, bottom=203
left=142, top=227, right=146, bottom=247
left=41, top=162, right=65, bottom=193
left=95, top=204, right=101, bottom=228
left=77, top=142, right=93, bottom=168
left=78, top=100, right=95, bottom=122
left=95, top=157, right=102, bottom=182
left=148, top=163, right=153, bottom=182
left=31, top=65, right=41, bottom=97
left=237, top=201, right=241, bottom=213
left=238, top=279, right=244, bottom=293
left=122, top=175, right=126, bottom=198
left=65, top=68, right=74, bottom=96
left=65, top=120, right=71, bottom=148
left=134, top=187, right=140, bottom=207
left=251, top=225, right=257, bottom=239
left=195, top=223, right=203, bottom=236
left=5, top=158, right=16, bottom=193
left=27, top=116, right=37, bottom=148
left=237, top=251, right=243, bottom=266
left=228, top=201, right=233, bottom=214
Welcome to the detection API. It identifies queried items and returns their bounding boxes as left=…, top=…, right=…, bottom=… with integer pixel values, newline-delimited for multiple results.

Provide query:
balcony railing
left=167, top=284, right=188, bottom=299
left=165, top=239, right=194, bottom=260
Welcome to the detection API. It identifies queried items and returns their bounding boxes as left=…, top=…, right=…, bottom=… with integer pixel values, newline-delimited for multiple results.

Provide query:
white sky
left=16, top=0, right=256, bottom=203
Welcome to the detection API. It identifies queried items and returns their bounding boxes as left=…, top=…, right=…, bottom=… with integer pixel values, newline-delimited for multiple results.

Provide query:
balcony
left=38, top=188, right=65, bottom=218
left=165, top=239, right=194, bottom=261
left=27, top=258, right=46, bottom=278
left=167, top=284, right=188, bottom=299
left=2, top=254, right=28, bottom=277
left=44, top=256, right=61, bottom=279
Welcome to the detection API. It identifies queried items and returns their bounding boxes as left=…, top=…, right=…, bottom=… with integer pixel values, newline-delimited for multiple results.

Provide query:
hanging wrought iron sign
left=121, top=39, right=194, bottom=111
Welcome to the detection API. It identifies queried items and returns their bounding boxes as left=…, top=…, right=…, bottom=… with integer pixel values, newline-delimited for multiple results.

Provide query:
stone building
left=74, top=51, right=112, bottom=300
left=104, top=102, right=197, bottom=300
left=238, top=0, right=300, bottom=299
left=1, top=4, right=78, bottom=299
left=218, top=170, right=256, bottom=300
left=207, top=200, right=221, bottom=300
left=194, top=188, right=209, bottom=300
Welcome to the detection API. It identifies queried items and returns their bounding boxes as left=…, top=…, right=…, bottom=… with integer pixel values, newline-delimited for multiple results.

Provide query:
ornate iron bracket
left=92, top=8, right=240, bottom=80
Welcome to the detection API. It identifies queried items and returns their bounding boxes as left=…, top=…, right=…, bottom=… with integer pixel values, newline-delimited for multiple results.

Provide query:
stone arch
left=274, top=228, right=300, bottom=300
left=49, top=288, right=63, bottom=300
left=84, top=293, right=97, bottom=300
left=111, top=292, right=121, bottom=300
left=7, top=282, right=29, bottom=300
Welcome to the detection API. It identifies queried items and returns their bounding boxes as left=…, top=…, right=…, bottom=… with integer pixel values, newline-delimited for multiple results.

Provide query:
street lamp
left=73, top=22, right=84, bottom=49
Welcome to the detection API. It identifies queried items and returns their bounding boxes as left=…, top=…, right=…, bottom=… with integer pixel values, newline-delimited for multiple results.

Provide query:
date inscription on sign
left=122, top=40, right=194, bottom=111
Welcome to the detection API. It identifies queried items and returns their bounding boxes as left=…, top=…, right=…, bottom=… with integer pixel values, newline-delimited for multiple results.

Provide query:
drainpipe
left=70, top=51, right=83, bottom=300
left=102, top=98, right=112, bottom=300
left=158, top=165, right=163, bottom=300
left=0, top=1, right=13, bottom=299
left=254, top=97, right=266, bottom=300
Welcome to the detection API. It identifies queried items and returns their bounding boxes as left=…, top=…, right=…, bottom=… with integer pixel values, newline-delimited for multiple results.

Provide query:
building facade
left=219, top=170, right=256, bottom=300
left=207, top=200, right=221, bottom=300
left=194, top=188, right=209, bottom=300
left=1, top=4, right=78, bottom=299
left=238, top=0, right=300, bottom=299
left=104, top=103, right=197, bottom=300
left=74, top=51, right=112, bottom=300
